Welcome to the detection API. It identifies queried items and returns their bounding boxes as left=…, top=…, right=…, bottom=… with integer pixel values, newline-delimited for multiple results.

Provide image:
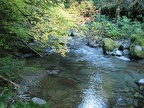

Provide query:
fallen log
left=0, top=74, right=33, bottom=107
left=0, top=75, right=20, bottom=88
left=0, top=74, right=32, bottom=95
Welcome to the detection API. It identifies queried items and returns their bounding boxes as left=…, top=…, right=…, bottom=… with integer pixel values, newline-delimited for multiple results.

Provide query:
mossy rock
left=130, top=35, right=144, bottom=59
left=102, top=38, right=119, bottom=54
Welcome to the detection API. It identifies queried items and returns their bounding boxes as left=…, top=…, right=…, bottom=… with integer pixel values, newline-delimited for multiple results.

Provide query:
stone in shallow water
left=113, top=48, right=123, bottom=56
left=116, top=96, right=133, bottom=106
left=32, top=97, right=46, bottom=105
left=123, top=87, right=130, bottom=92
left=116, top=56, right=130, bottom=61
left=133, top=99, right=138, bottom=107
left=117, top=97, right=127, bottom=106
left=123, top=49, right=130, bottom=55
left=138, top=79, right=144, bottom=85
left=47, top=70, right=60, bottom=75
left=134, top=92, right=144, bottom=98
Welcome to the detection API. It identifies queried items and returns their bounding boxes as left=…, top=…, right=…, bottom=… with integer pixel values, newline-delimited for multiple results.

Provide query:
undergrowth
left=0, top=56, right=47, bottom=108
left=89, top=15, right=144, bottom=40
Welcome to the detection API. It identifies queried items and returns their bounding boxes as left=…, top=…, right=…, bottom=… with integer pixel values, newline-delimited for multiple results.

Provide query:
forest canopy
left=0, top=0, right=143, bottom=56
left=0, top=0, right=97, bottom=55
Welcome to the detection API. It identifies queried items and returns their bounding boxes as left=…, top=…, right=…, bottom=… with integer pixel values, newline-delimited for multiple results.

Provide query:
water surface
left=25, top=38, right=144, bottom=108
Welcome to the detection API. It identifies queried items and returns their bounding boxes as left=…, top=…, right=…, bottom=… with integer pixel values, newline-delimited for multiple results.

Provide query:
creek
left=24, top=37, right=144, bottom=108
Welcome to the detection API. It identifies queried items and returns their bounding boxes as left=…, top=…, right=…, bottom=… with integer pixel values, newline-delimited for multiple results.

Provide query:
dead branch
left=0, top=74, right=32, bottom=94
left=0, top=75, right=20, bottom=88
left=0, top=74, right=33, bottom=107
left=19, top=39, right=43, bottom=57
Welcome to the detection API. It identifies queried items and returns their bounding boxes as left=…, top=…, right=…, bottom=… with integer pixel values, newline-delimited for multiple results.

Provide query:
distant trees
left=94, top=0, right=144, bottom=21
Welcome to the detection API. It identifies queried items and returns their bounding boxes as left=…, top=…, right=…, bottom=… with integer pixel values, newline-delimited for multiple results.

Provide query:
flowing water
left=25, top=38, right=144, bottom=108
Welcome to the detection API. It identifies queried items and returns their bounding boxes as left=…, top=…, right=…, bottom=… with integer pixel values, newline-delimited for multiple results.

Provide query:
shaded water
left=25, top=38, right=144, bottom=108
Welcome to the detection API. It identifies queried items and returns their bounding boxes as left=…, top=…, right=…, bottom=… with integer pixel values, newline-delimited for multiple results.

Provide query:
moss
left=134, top=50, right=144, bottom=58
left=131, top=36, right=144, bottom=48
left=130, top=35, right=144, bottom=58
left=131, top=48, right=144, bottom=59
left=103, top=38, right=119, bottom=53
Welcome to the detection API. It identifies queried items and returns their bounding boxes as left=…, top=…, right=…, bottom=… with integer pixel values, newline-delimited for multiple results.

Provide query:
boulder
left=102, top=38, right=119, bottom=54
left=123, top=49, right=130, bottom=55
left=87, top=37, right=97, bottom=47
left=134, top=92, right=144, bottom=98
left=113, top=48, right=123, bottom=56
left=130, top=35, right=144, bottom=59
left=130, top=45, right=144, bottom=59
left=119, top=43, right=130, bottom=51
left=135, top=79, right=144, bottom=91
left=138, top=79, right=144, bottom=85
left=87, top=36, right=102, bottom=47
left=135, top=45, right=142, bottom=51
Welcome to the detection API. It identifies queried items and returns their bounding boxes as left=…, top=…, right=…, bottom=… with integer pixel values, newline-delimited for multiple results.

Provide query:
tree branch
left=0, top=75, right=20, bottom=88
left=19, top=39, right=43, bottom=57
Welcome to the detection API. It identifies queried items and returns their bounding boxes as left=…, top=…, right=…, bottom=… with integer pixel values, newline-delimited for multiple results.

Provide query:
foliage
left=10, top=100, right=49, bottom=108
left=89, top=15, right=144, bottom=39
left=0, top=0, right=98, bottom=55
left=89, top=15, right=120, bottom=39
left=120, top=16, right=144, bottom=37
left=0, top=56, right=48, bottom=107
left=0, top=87, right=49, bottom=108
left=0, top=0, right=143, bottom=55
left=27, top=0, right=97, bottom=55
left=107, top=23, right=120, bottom=39
left=0, top=56, right=38, bottom=81
left=0, top=56, right=25, bottom=81
left=0, top=0, right=29, bottom=50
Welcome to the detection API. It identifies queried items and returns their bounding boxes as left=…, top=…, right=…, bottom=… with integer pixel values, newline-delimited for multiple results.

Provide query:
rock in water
left=117, top=96, right=127, bottom=106
left=123, top=49, right=130, bottom=55
left=113, top=48, right=123, bottom=56
left=102, top=38, right=119, bottom=54
left=116, top=56, right=130, bottom=61
left=135, top=79, right=144, bottom=91
left=32, top=97, right=46, bottom=105
left=138, top=79, right=144, bottom=85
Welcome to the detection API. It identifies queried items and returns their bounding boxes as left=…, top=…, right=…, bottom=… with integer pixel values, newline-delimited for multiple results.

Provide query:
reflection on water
left=78, top=73, right=107, bottom=108
left=79, top=89, right=107, bottom=108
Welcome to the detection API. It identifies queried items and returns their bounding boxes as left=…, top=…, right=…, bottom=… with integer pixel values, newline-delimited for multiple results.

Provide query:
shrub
left=0, top=56, right=25, bottom=81
left=0, top=87, right=49, bottom=108
left=89, top=15, right=144, bottom=40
